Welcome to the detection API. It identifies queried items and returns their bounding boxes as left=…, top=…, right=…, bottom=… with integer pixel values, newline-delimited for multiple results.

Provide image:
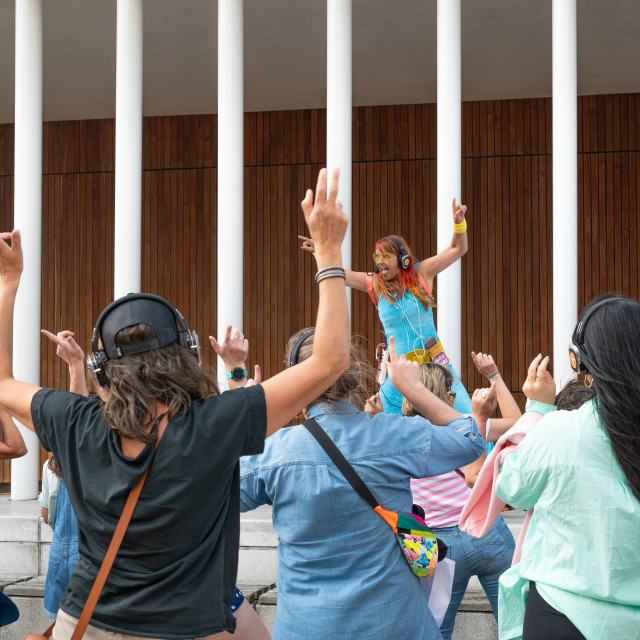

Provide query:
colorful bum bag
left=304, top=418, right=440, bottom=578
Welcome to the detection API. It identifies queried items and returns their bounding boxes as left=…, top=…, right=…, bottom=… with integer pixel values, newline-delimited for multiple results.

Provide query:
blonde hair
left=402, top=362, right=451, bottom=417
left=284, top=328, right=374, bottom=410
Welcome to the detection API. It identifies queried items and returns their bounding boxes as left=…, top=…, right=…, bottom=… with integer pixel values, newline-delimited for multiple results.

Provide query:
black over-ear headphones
left=425, top=362, right=453, bottom=392
left=288, top=330, right=315, bottom=368
left=373, top=237, right=411, bottom=273
left=568, top=297, right=616, bottom=374
left=87, top=293, right=200, bottom=388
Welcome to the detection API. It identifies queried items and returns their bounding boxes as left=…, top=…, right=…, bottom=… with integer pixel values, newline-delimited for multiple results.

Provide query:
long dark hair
left=102, top=324, right=219, bottom=442
left=578, top=294, right=640, bottom=501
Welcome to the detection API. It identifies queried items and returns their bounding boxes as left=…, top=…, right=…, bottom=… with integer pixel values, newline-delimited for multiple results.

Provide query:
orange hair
left=373, top=235, right=433, bottom=310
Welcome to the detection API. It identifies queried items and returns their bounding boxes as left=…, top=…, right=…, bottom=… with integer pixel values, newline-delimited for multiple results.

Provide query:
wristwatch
left=226, top=367, right=248, bottom=382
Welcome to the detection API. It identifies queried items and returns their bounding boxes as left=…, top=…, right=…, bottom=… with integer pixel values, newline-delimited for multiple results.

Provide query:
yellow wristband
left=452, top=219, right=467, bottom=234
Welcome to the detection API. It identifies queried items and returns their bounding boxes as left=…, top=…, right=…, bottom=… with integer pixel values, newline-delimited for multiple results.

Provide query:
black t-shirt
left=32, top=385, right=266, bottom=638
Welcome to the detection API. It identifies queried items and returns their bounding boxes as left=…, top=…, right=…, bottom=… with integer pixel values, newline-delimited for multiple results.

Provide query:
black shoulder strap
left=304, top=418, right=379, bottom=510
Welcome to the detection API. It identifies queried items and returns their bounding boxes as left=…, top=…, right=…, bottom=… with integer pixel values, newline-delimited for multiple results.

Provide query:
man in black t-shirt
left=0, top=168, right=351, bottom=638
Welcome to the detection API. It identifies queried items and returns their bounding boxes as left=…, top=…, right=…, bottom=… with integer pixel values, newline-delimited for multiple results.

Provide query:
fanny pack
left=304, top=418, right=441, bottom=578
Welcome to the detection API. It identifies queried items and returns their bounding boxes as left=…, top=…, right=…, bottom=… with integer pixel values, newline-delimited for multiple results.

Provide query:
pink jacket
left=458, top=412, right=542, bottom=565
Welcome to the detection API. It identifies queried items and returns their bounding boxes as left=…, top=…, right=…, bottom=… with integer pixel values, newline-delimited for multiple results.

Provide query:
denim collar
left=306, top=401, right=359, bottom=419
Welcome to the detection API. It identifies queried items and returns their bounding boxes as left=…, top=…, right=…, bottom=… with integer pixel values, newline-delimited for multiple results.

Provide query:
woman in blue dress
left=300, top=198, right=470, bottom=414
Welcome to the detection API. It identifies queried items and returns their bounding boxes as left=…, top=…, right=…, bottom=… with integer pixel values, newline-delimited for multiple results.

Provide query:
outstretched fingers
left=526, top=354, right=544, bottom=383
left=314, top=168, right=328, bottom=204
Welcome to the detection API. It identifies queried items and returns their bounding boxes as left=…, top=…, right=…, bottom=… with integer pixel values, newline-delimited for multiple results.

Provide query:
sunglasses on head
left=373, top=251, right=393, bottom=263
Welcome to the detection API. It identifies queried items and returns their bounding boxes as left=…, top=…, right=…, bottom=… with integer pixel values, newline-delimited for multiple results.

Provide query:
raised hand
left=42, top=330, right=84, bottom=367
left=471, top=351, right=499, bottom=379
left=209, top=326, right=249, bottom=369
left=386, top=336, right=422, bottom=396
left=364, top=393, right=383, bottom=416
left=522, top=354, right=556, bottom=405
left=452, top=198, right=467, bottom=223
left=245, top=365, right=262, bottom=388
left=0, top=230, right=24, bottom=287
left=298, top=235, right=315, bottom=254
left=300, top=168, right=348, bottom=266
left=471, top=382, right=498, bottom=421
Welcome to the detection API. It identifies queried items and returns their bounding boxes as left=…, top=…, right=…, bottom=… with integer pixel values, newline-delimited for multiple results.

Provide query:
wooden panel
left=1, top=93, right=640, bottom=484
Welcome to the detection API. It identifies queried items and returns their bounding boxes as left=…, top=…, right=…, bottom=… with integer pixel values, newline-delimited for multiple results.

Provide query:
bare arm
left=41, top=506, right=49, bottom=524
left=261, top=169, right=350, bottom=436
left=417, top=198, right=468, bottom=290
left=0, top=231, right=40, bottom=430
left=42, top=329, right=88, bottom=396
left=464, top=383, right=497, bottom=487
left=471, top=351, right=522, bottom=442
left=0, top=407, right=27, bottom=459
left=386, top=336, right=462, bottom=425
left=299, top=235, right=368, bottom=291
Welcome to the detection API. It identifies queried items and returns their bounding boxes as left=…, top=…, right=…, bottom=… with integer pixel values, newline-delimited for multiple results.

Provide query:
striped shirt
left=411, top=471, right=470, bottom=528
left=411, top=417, right=490, bottom=528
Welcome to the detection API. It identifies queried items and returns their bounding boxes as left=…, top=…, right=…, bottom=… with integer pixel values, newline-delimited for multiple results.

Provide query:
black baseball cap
left=96, top=293, right=180, bottom=360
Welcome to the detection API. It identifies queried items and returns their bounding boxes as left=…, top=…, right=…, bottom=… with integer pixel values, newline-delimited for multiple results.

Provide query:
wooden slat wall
left=0, top=93, right=639, bottom=482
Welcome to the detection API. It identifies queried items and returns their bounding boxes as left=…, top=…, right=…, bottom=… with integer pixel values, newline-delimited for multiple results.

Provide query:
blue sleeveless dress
left=377, top=291, right=472, bottom=415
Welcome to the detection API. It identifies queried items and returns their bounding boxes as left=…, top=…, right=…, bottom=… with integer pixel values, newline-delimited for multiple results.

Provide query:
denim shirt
left=240, top=401, right=484, bottom=640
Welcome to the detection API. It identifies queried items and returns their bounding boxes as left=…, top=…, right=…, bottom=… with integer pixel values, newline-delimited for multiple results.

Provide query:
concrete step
left=0, top=496, right=521, bottom=640
left=255, top=586, right=498, bottom=639
left=0, top=577, right=276, bottom=640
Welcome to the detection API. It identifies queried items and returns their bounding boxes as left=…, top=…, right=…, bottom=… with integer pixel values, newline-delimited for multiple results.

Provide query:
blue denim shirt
left=240, top=401, right=484, bottom=639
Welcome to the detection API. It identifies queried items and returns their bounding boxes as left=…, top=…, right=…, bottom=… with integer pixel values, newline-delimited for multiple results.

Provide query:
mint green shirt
left=496, top=399, right=640, bottom=640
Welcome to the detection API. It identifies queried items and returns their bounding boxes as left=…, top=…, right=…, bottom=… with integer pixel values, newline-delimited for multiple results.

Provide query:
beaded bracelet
left=315, top=266, right=346, bottom=284
left=452, top=219, right=467, bottom=234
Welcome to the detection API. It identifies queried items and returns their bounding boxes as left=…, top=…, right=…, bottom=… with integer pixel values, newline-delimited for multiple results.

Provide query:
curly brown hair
left=101, top=324, right=219, bottom=442
left=284, top=328, right=375, bottom=410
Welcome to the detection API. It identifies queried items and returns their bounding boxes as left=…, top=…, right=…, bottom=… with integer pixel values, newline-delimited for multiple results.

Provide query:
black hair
left=577, top=294, right=640, bottom=501
left=554, top=379, right=596, bottom=411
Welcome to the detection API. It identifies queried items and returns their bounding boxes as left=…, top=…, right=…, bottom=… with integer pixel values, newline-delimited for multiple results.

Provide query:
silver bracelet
left=316, top=265, right=343, bottom=277
left=316, top=269, right=346, bottom=284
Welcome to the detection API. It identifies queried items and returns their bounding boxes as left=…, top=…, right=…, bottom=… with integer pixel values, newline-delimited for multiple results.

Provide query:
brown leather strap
left=69, top=422, right=164, bottom=640
left=43, top=623, right=55, bottom=638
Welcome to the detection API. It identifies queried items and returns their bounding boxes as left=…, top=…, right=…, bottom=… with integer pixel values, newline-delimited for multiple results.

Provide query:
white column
left=217, top=0, right=244, bottom=388
left=114, top=0, right=143, bottom=298
left=326, top=0, right=352, bottom=316
left=552, top=0, right=578, bottom=386
left=11, top=0, right=43, bottom=500
left=436, top=0, right=462, bottom=373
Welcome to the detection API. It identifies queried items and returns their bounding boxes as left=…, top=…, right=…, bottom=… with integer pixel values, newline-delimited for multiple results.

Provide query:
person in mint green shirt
left=496, top=295, right=640, bottom=640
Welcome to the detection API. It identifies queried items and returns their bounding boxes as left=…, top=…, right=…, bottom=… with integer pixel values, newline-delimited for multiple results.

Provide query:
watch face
left=231, top=367, right=247, bottom=381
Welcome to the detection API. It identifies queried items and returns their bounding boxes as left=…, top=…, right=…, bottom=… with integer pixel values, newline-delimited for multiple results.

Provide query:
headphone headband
left=88, top=293, right=200, bottom=388
left=374, top=236, right=411, bottom=272
left=424, top=361, right=453, bottom=392
left=569, top=296, right=628, bottom=374
left=289, top=330, right=315, bottom=368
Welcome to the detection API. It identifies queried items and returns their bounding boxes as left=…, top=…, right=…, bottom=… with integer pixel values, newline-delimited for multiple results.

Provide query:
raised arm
left=464, top=383, right=497, bottom=487
left=386, top=336, right=462, bottom=425
left=209, top=326, right=261, bottom=390
left=417, top=198, right=468, bottom=290
left=299, top=235, right=368, bottom=291
left=0, top=407, right=27, bottom=459
left=42, top=329, right=88, bottom=396
left=0, top=231, right=41, bottom=429
left=471, top=351, right=522, bottom=442
left=261, top=169, right=350, bottom=435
